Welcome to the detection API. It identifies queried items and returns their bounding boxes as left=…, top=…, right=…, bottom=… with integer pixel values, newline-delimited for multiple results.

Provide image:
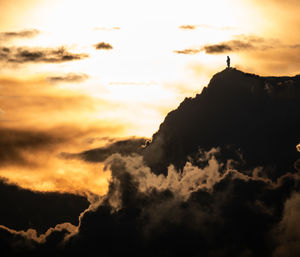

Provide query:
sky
left=0, top=0, right=300, bottom=197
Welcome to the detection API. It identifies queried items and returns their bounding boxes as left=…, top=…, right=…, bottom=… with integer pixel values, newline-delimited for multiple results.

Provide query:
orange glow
left=0, top=159, right=110, bottom=196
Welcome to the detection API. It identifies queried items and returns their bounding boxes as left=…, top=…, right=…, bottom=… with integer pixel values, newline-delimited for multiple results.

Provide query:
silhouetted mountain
left=143, top=68, right=300, bottom=178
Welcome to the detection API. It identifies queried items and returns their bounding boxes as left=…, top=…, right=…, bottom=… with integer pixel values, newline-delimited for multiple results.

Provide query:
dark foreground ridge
left=1, top=68, right=300, bottom=257
left=144, top=68, right=300, bottom=178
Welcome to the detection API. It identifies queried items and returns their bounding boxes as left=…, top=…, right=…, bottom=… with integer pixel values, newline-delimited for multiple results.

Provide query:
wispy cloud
left=173, top=48, right=201, bottom=55
left=203, top=40, right=254, bottom=54
left=0, top=127, right=70, bottom=167
left=46, top=73, right=89, bottom=84
left=173, top=35, right=297, bottom=55
left=0, top=29, right=39, bottom=41
left=94, top=27, right=120, bottom=31
left=179, top=24, right=235, bottom=30
left=179, top=25, right=197, bottom=30
left=0, top=46, right=89, bottom=63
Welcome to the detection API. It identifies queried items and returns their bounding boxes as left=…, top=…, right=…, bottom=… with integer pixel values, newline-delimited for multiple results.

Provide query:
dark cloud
left=0, top=127, right=69, bottom=167
left=0, top=178, right=89, bottom=234
left=46, top=73, right=89, bottom=84
left=0, top=29, right=39, bottom=41
left=0, top=46, right=89, bottom=63
left=1, top=68, right=300, bottom=257
left=0, top=126, right=99, bottom=168
left=61, top=138, right=147, bottom=163
left=94, top=42, right=113, bottom=50
left=1, top=150, right=300, bottom=257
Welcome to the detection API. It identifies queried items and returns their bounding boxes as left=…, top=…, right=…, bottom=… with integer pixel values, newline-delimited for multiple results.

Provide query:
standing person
left=227, top=56, right=230, bottom=68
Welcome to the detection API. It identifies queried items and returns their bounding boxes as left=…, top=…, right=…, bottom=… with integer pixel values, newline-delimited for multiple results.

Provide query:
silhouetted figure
left=227, top=56, right=230, bottom=68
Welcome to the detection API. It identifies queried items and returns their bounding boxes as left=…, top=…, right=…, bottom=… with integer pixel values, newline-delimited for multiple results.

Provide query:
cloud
left=94, top=27, right=120, bottom=31
left=173, top=35, right=279, bottom=55
left=173, top=48, right=201, bottom=55
left=94, top=42, right=113, bottom=50
left=46, top=73, right=89, bottom=84
left=0, top=222, right=77, bottom=248
left=0, top=125, right=114, bottom=196
left=273, top=193, right=300, bottom=257
left=203, top=40, right=253, bottom=53
left=62, top=138, right=147, bottom=163
left=0, top=178, right=89, bottom=234
left=0, top=29, right=39, bottom=41
left=0, top=76, right=110, bottom=128
left=179, top=25, right=197, bottom=30
left=0, top=126, right=95, bottom=168
left=1, top=148, right=299, bottom=257
left=0, top=46, right=88, bottom=63
left=0, top=124, right=115, bottom=197
left=179, top=24, right=235, bottom=30
left=245, top=46, right=300, bottom=74
left=0, top=76, right=123, bottom=195
left=68, top=155, right=300, bottom=257
left=0, top=127, right=68, bottom=167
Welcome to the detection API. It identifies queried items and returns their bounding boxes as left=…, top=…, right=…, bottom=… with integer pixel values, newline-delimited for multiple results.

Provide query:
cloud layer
left=1, top=149, right=299, bottom=257
left=0, top=76, right=122, bottom=195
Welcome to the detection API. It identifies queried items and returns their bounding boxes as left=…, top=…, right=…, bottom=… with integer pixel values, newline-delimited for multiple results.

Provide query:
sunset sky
left=1, top=0, right=299, bottom=196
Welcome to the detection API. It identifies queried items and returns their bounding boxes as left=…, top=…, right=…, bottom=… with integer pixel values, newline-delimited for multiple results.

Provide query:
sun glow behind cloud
left=5, top=0, right=251, bottom=133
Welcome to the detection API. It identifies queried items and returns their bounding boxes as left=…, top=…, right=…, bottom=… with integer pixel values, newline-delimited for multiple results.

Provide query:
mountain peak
left=205, top=68, right=263, bottom=95
left=143, top=68, right=300, bottom=177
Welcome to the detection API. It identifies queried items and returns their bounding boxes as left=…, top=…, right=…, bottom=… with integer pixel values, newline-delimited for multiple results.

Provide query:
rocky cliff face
left=143, top=68, right=300, bottom=177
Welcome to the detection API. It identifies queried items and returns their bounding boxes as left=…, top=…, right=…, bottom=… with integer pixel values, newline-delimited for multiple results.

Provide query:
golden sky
left=0, top=0, right=299, bottom=196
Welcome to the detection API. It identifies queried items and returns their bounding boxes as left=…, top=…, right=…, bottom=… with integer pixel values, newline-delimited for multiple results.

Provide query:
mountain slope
left=143, top=68, right=300, bottom=177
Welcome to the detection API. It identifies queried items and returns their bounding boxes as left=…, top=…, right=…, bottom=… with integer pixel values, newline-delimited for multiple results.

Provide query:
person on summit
left=227, top=56, right=230, bottom=68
